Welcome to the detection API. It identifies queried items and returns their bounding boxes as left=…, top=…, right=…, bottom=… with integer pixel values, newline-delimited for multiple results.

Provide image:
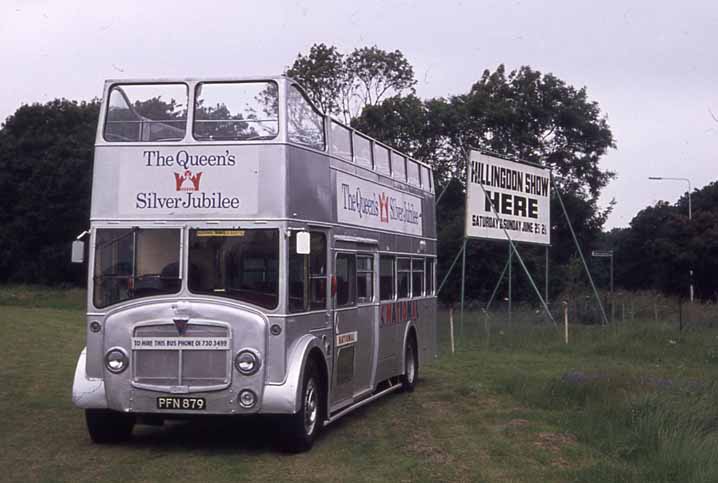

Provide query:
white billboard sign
left=336, top=171, right=423, bottom=236
left=465, top=151, right=550, bottom=245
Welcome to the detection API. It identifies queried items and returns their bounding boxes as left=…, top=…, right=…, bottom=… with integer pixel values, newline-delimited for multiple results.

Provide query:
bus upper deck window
left=420, top=166, right=432, bottom=191
left=373, top=144, right=390, bottom=176
left=193, top=82, right=279, bottom=141
left=287, top=85, right=325, bottom=151
left=353, top=134, right=372, bottom=170
left=104, top=84, right=188, bottom=142
left=407, top=160, right=420, bottom=187
left=330, top=121, right=352, bottom=162
left=392, top=153, right=406, bottom=182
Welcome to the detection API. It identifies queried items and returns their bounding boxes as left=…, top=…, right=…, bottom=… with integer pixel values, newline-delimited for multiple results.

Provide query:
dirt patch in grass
left=420, top=400, right=455, bottom=419
left=495, top=418, right=531, bottom=434
left=408, top=432, right=452, bottom=465
left=533, top=432, right=578, bottom=469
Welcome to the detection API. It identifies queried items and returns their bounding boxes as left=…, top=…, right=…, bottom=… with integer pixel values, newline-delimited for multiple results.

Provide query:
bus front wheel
left=85, top=409, right=135, bottom=444
left=281, top=359, right=323, bottom=453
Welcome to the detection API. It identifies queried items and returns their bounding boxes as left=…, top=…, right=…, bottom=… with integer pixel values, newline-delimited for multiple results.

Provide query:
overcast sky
left=2, top=0, right=716, bottom=228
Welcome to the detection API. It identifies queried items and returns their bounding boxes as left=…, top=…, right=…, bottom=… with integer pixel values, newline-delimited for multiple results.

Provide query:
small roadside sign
left=592, top=250, right=613, bottom=257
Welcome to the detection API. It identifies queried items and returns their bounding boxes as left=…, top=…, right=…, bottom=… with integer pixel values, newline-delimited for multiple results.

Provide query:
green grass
left=0, top=284, right=85, bottom=310
left=2, top=292, right=718, bottom=482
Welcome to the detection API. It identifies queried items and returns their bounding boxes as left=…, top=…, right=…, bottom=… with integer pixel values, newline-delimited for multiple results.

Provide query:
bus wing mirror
left=71, top=240, right=85, bottom=264
left=296, top=231, right=310, bottom=255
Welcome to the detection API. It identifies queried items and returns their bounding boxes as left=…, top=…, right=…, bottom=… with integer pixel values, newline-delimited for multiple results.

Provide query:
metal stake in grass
left=563, top=301, right=569, bottom=344
left=449, top=306, right=456, bottom=354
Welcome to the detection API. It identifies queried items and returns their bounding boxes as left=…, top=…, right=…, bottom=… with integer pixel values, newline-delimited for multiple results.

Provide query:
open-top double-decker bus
left=71, top=76, right=437, bottom=451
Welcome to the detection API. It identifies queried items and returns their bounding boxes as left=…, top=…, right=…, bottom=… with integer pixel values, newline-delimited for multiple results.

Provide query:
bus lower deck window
left=412, top=258, right=425, bottom=297
left=397, top=258, right=411, bottom=299
left=356, top=255, right=374, bottom=303
left=289, top=231, right=327, bottom=312
left=336, top=253, right=356, bottom=307
left=188, top=229, right=279, bottom=309
left=379, top=256, right=395, bottom=301
left=93, top=228, right=181, bottom=308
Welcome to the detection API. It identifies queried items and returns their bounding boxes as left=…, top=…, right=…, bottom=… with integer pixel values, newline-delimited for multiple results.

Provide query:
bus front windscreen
left=104, top=83, right=188, bottom=142
left=93, top=228, right=181, bottom=308
left=188, top=229, right=279, bottom=309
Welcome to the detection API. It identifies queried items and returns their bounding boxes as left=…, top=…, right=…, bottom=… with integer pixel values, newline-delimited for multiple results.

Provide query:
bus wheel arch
left=306, top=347, right=328, bottom=422
left=282, top=347, right=327, bottom=452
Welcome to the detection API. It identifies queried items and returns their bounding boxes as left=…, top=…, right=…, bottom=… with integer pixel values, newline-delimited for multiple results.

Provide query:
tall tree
left=607, top=181, right=718, bottom=300
left=285, top=44, right=349, bottom=120
left=346, top=46, right=416, bottom=107
left=351, top=95, right=455, bottom=183
left=449, top=65, right=615, bottom=199
left=353, top=65, right=616, bottom=303
left=286, top=44, right=416, bottom=123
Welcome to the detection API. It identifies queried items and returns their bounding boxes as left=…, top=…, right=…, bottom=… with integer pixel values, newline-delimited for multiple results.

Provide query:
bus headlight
left=234, top=350, right=260, bottom=375
left=104, top=347, right=129, bottom=374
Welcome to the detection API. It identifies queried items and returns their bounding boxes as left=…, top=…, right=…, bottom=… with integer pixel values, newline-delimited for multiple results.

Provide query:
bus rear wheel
left=281, top=359, right=323, bottom=453
left=400, top=335, right=418, bottom=392
left=85, top=409, right=135, bottom=444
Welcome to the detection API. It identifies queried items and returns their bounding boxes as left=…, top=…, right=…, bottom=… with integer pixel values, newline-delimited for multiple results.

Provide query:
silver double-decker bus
left=71, top=76, right=437, bottom=451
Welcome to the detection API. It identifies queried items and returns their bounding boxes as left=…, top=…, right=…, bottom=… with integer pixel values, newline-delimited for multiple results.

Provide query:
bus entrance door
left=331, top=250, right=376, bottom=409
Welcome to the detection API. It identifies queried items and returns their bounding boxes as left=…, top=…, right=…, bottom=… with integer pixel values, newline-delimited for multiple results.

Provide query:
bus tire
left=85, top=409, right=135, bottom=444
left=281, top=359, right=323, bottom=453
left=400, top=335, right=418, bottom=392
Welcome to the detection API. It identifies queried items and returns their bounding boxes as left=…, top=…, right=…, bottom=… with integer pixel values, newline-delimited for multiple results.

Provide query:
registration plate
left=157, top=396, right=206, bottom=410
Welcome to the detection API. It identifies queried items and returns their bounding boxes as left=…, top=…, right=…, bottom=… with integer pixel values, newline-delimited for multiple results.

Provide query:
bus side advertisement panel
left=335, top=171, right=423, bottom=236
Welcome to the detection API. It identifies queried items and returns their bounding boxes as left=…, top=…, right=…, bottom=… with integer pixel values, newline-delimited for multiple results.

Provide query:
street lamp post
left=647, top=176, right=693, bottom=302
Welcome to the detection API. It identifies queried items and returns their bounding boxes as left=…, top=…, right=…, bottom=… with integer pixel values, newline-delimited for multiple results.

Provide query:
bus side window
left=288, top=231, right=327, bottom=312
left=373, top=144, right=391, bottom=176
left=356, top=254, right=374, bottom=304
left=392, top=153, right=406, bottom=182
left=426, top=258, right=435, bottom=296
left=420, top=166, right=431, bottom=191
left=330, top=121, right=353, bottom=162
left=407, top=160, right=420, bottom=186
left=397, top=258, right=411, bottom=299
left=379, top=256, right=395, bottom=301
left=309, top=233, right=327, bottom=309
left=354, top=134, right=372, bottom=169
left=336, top=253, right=356, bottom=307
left=287, top=85, right=325, bottom=151
left=412, top=258, right=425, bottom=297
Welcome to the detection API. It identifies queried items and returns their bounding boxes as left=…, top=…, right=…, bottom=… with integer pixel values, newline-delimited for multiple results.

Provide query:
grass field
left=2, top=285, right=718, bottom=482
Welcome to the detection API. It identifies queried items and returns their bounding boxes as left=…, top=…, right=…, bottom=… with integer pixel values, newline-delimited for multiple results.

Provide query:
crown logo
left=173, top=318, right=189, bottom=336
left=378, top=192, right=389, bottom=223
left=174, top=170, right=203, bottom=191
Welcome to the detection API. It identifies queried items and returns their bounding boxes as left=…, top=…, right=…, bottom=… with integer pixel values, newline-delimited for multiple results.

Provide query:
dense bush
left=0, top=99, right=99, bottom=285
